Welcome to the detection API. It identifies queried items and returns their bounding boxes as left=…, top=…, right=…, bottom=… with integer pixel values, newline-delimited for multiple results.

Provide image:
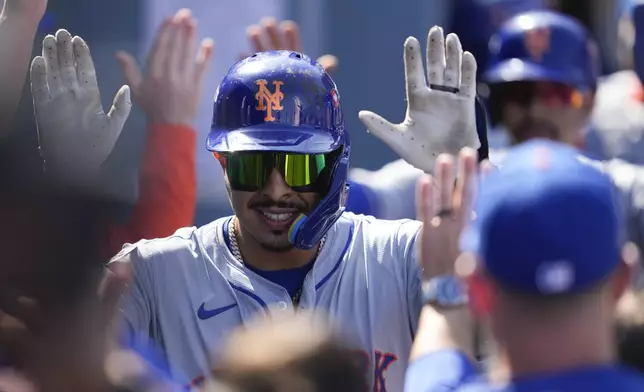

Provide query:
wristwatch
left=422, top=275, right=469, bottom=308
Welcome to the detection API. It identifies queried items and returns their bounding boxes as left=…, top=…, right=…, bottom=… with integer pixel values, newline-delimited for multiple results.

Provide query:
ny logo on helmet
left=524, top=27, right=551, bottom=62
left=255, top=80, right=284, bottom=121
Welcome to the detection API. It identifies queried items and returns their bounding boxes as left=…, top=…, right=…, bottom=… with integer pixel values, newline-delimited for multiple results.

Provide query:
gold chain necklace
left=227, top=218, right=324, bottom=307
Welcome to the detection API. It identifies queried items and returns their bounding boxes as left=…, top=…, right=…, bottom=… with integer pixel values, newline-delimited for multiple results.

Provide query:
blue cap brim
left=206, top=124, right=340, bottom=154
left=483, top=59, right=589, bottom=90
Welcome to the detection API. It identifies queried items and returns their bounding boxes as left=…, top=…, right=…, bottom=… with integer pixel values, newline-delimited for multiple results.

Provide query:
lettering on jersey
left=255, top=79, right=284, bottom=121
left=524, top=27, right=550, bottom=62
left=352, top=349, right=399, bottom=392
left=186, top=350, right=398, bottom=391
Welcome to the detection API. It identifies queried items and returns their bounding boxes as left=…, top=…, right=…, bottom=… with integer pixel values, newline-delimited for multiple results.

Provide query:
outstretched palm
left=30, top=29, right=131, bottom=185
left=359, top=26, right=480, bottom=175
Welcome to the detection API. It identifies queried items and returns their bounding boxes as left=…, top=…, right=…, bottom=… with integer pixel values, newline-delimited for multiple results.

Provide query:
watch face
left=442, top=279, right=466, bottom=302
left=424, top=276, right=468, bottom=306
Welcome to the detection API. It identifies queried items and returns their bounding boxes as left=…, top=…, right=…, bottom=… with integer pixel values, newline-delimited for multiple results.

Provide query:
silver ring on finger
left=436, top=208, right=452, bottom=218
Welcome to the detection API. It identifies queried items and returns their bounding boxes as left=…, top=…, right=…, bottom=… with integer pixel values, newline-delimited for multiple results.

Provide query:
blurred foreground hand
left=240, top=17, right=338, bottom=74
left=30, top=29, right=131, bottom=188
left=116, top=8, right=214, bottom=126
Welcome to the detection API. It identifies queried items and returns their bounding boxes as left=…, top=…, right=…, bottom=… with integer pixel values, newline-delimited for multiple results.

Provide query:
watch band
left=422, top=275, right=469, bottom=308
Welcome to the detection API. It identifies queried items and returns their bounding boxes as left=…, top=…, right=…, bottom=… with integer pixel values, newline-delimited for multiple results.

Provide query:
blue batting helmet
left=483, top=10, right=601, bottom=91
left=207, top=50, right=350, bottom=250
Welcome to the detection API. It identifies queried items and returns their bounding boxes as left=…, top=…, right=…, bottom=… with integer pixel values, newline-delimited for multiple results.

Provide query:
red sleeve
left=105, top=123, right=197, bottom=257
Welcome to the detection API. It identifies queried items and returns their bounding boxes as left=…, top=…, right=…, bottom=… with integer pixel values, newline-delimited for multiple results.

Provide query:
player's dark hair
left=215, top=342, right=366, bottom=392
left=486, top=82, right=536, bottom=127
left=212, top=314, right=367, bottom=392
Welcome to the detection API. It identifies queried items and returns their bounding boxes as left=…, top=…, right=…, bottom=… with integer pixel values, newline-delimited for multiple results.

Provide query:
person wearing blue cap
left=405, top=140, right=644, bottom=391
left=346, top=10, right=644, bottom=292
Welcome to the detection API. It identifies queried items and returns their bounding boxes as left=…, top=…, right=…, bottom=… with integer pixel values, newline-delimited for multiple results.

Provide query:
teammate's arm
left=404, top=149, right=479, bottom=392
left=107, top=9, right=213, bottom=255
left=0, top=0, right=47, bottom=136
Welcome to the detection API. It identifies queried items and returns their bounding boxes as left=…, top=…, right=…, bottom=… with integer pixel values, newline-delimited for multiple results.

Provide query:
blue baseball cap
left=461, top=139, right=623, bottom=295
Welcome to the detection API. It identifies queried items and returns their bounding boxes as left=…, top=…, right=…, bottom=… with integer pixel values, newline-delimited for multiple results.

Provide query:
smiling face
left=216, top=150, right=334, bottom=252
left=227, top=169, right=320, bottom=252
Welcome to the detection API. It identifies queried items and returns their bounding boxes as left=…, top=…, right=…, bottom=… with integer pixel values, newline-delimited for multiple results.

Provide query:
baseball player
left=586, top=0, right=644, bottom=165
left=111, top=27, right=481, bottom=391
left=351, top=11, right=644, bottom=263
left=406, top=139, right=644, bottom=391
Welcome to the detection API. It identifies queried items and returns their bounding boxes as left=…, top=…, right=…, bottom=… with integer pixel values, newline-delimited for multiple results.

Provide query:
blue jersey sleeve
left=404, top=349, right=478, bottom=392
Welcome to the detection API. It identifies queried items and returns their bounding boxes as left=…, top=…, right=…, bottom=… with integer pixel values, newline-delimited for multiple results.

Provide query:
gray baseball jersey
left=351, top=152, right=644, bottom=259
left=588, top=70, right=644, bottom=165
left=113, top=212, right=423, bottom=391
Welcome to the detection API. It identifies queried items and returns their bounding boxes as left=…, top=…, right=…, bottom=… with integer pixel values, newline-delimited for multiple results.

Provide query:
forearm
left=106, top=123, right=196, bottom=255
left=410, top=305, right=475, bottom=362
left=0, top=9, right=40, bottom=134
left=405, top=306, right=477, bottom=392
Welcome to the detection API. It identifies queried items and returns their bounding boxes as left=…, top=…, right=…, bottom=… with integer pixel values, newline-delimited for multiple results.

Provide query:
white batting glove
left=30, top=29, right=131, bottom=187
left=358, top=26, right=479, bottom=174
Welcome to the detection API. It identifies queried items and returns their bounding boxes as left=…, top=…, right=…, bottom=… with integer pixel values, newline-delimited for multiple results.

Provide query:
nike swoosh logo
left=197, top=303, right=237, bottom=320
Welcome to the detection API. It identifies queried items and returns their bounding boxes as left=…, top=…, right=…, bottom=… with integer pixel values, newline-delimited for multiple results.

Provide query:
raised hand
left=116, top=9, right=214, bottom=126
left=0, top=0, right=49, bottom=137
left=359, top=26, right=480, bottom=175
left=30, top=29, right=131, bottom=186
left=240, top=17, right=338, bottom=74
left=416, top=148, right=478, bottom=279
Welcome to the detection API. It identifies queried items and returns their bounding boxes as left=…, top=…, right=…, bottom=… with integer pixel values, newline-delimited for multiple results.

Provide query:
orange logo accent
left=524, top=27, right=551, bottom=62
left=255, top=80, right=284, bottom=121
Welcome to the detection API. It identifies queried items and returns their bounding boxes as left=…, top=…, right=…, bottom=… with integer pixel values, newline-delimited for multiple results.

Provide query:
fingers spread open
left=261, top=17, right=283, bottom=49
left=426, top=26, right=446, bottom=86
left=55, top=29, right=79, bottom=92
left=443, top=33, right=462, bottom=90
left=167, top=21, right=186, bottom=79
left=180, top=17, right=197, bottom=76
left=281, top=20, right=302, bottom=52
left=403, top=36, right=427, bottom=101
left=247, top=24, right=266, bottom=53
left=30, top=56, right=50, bottom=105
left=148, top=18, right=173, bottom=79
left=416, top=174, right=433, bottom=223
left=115, top=51, right=142, bottom=92
left=454, top=147, right=478, bottom=227
left=194, top=38, right=215, bottom=86
left=42, top=35, right=63, bottom=97
left=459, top=51, right=478, bottom=98
left=72, top=36, right=99, bottom=92
left=435, top=154, right=455, bottom=216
